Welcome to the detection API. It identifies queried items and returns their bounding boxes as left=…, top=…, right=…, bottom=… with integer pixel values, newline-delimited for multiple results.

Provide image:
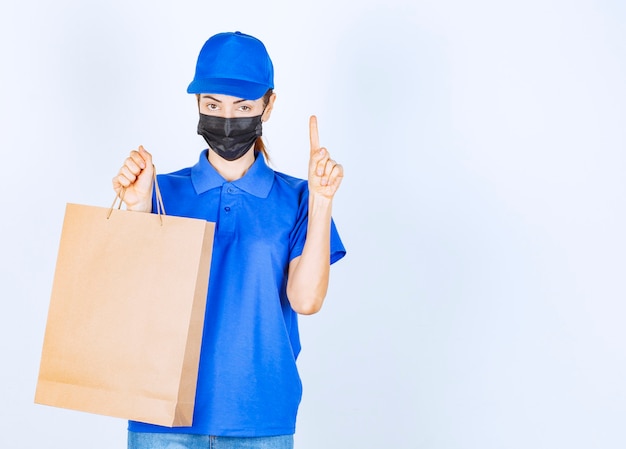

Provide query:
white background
left=1, top=0, right=625, bottom=448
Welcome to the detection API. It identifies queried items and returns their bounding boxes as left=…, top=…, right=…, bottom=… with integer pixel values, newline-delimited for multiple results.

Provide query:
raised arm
left=286, top=116, right=344, bottom=315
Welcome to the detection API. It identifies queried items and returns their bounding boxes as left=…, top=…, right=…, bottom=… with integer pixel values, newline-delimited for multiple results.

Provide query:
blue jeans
left=127, top=432, right=294, bottom=449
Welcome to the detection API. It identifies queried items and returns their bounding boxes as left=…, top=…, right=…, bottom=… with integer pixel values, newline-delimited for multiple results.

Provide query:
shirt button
left=224, top=206, right=231, bottom=212
left=227, top=187, right=235, bottom=193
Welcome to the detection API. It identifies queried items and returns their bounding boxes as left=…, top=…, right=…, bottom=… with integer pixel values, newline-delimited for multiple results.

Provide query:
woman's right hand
left=112, top=145, right=154, bottom=212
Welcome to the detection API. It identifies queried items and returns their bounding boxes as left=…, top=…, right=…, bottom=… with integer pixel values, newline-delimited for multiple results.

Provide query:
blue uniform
left=128, top=150, right=346, bottom=437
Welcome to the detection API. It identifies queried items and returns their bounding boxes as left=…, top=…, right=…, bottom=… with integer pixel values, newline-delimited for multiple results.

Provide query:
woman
left=113, top=31, right=346, bottom=449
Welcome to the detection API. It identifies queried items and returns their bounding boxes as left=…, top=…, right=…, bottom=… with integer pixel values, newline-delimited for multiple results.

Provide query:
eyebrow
left=200, top=95, right=250, bottom=103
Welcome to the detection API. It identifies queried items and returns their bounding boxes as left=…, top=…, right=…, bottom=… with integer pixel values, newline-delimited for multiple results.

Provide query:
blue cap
left=187, top=31, right=274, bottom=100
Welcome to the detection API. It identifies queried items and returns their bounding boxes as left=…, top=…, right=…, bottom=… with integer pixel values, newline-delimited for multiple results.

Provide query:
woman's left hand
left=288, top=115, right=342, bottom=314
left=308, top=115, right=343, bottom=199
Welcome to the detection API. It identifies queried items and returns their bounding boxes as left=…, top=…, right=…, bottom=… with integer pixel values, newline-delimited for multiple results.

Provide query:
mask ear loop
left=107, top=166, right=165, bottom=225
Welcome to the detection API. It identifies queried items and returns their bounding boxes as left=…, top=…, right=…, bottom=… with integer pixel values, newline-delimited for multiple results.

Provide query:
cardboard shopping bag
left=35, top=185, right=215, bottom=427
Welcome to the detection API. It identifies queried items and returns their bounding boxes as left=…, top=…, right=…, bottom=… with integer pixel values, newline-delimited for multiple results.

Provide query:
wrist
left=308, top=191, right=333, bottom=212
left=308, top=193, right=333, bottom=232
left=126, top=201, right=152, bottom=213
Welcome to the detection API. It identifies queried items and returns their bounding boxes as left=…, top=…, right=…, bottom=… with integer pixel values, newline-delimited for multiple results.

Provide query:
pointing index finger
left=309, top=115, right=320, bottom=153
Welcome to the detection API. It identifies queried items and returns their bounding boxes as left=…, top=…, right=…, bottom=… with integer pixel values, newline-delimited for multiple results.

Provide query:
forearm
left=286, top=194, right=333, bottom=315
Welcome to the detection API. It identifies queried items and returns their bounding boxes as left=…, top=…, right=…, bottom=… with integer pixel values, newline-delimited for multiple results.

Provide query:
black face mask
left=197, top=113, right=263, bottom=161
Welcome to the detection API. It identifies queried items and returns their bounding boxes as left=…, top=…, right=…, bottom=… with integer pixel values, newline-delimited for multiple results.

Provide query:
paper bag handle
left=107, top=166, right=166, bottom=224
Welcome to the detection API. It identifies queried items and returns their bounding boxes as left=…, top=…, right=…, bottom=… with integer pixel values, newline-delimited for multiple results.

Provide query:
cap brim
left=187, top=78, right=271, bottom=100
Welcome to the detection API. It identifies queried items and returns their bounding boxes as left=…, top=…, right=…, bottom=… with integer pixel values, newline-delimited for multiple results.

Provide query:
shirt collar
left=191, top=150, right=275, bottom=198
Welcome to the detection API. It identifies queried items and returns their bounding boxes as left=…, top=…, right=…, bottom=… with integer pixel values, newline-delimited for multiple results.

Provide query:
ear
left=261, top=93, right=277, bottom=122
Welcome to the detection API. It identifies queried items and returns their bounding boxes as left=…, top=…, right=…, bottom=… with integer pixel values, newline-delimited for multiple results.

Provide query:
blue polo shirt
left=128, top=150, right=345, bottom=437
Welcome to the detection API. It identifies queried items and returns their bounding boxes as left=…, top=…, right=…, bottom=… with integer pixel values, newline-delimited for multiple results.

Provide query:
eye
left=238, top=104, right=252, bottom=112
left=206, top=103, right=219, bottom=111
